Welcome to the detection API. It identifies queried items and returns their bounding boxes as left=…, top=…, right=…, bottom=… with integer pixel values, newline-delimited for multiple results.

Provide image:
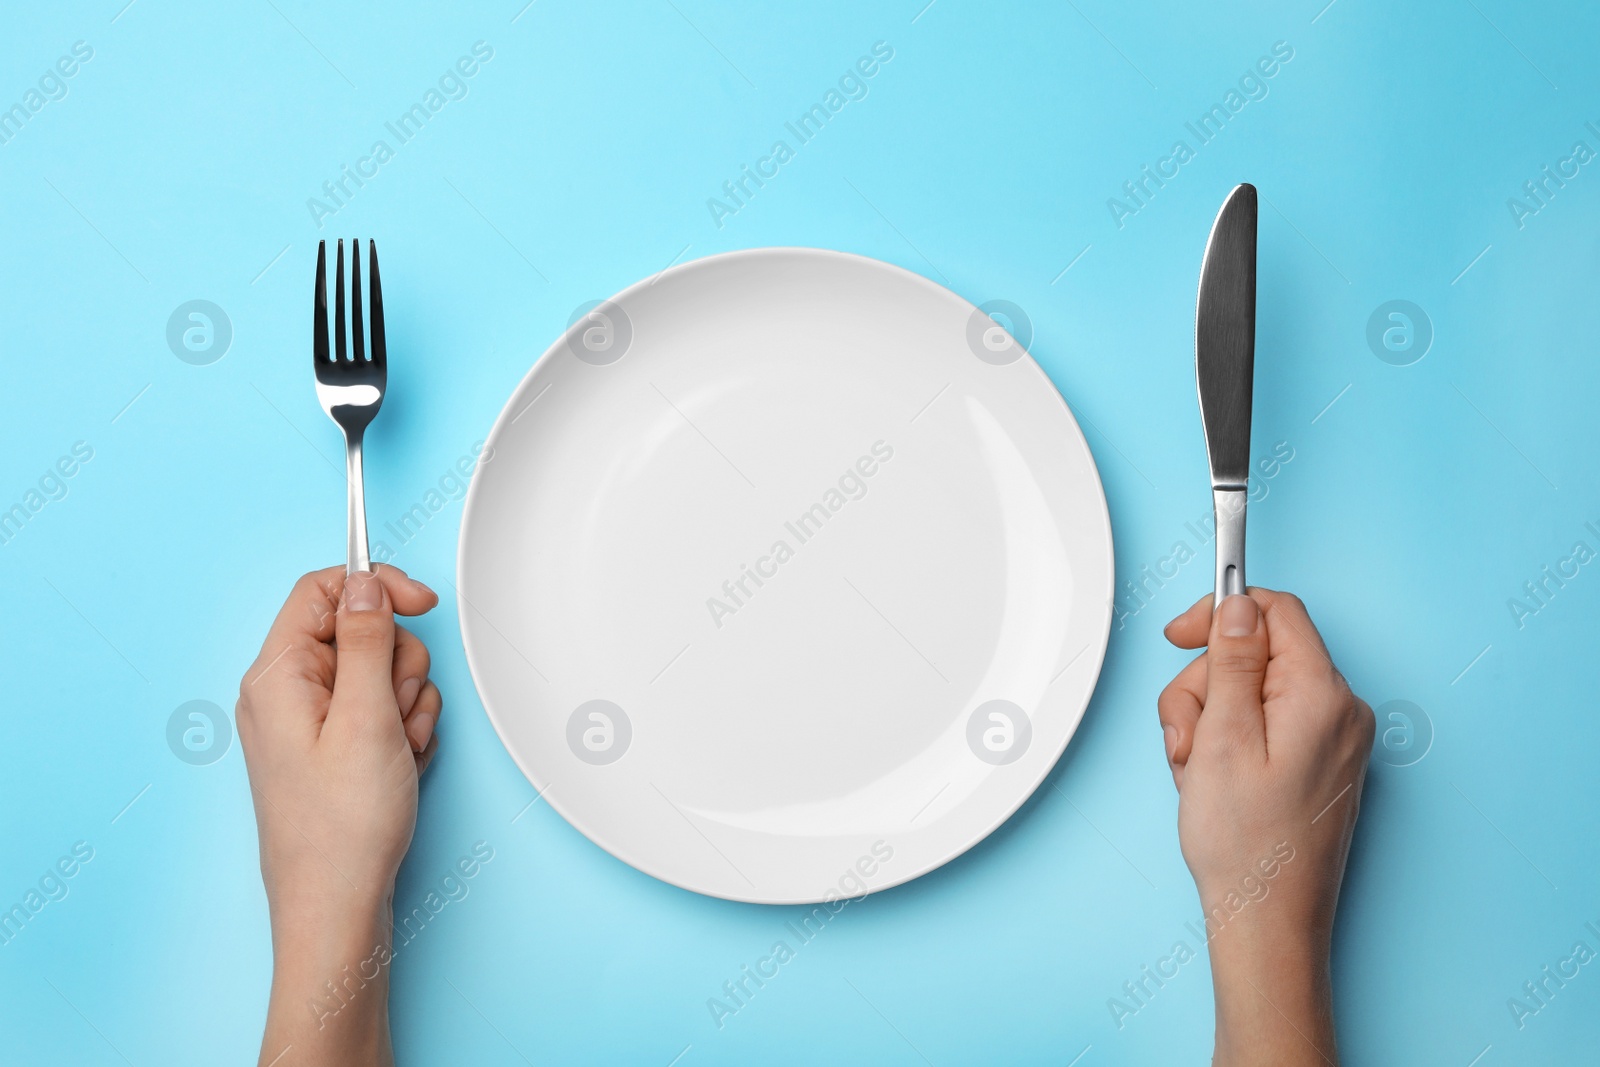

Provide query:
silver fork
left=313, top=238, right=387, bottom=575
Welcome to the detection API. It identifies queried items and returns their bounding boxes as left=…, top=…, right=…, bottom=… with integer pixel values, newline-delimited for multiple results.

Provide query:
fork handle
left=345, top=433, right=371, bottom=575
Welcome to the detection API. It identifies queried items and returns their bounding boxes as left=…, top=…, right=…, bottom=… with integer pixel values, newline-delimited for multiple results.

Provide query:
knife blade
left=1195, top=183, right=1257, bottom=602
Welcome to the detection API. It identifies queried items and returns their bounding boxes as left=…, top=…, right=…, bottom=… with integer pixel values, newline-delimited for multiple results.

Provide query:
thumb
left=1201, top=594, right=1269, bottom=748
left=331, top=571, right=397, bottom=724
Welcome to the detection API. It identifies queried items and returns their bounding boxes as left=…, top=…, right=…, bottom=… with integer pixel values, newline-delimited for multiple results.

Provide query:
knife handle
left=1212, top=488, right=1248, bottom=603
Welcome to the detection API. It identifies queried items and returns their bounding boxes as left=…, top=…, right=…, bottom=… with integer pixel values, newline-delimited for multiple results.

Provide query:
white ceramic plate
left=458, top=248, right=1113, bottom=904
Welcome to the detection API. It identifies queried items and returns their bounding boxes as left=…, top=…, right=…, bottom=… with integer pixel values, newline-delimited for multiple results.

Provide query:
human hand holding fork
left=239, top=242, right=444, bottom=1066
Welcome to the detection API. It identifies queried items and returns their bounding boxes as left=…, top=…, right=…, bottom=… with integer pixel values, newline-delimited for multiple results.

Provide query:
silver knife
left=1195, top=183, right=1257, bottom=602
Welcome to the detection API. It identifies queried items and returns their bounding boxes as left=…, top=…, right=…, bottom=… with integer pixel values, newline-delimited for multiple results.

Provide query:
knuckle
left=296, top=572, right=339, bottom=626
left=395, top=627, right=430, bottom=674
left=236, top=671, right=269, bottom=713
left=336, top=622, right=391, bottom=656
left=1354, top=696, right=1377, bottom=738
left=234, top=695, right=261, bottom=750
left=1209, top=648, right=1264, bottom=677
left=294, top=570, right=331, bottom=604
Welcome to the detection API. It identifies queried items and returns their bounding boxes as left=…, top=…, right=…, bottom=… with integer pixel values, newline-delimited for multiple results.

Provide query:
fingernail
left=1218, top=594, right=1258, bottom=637
left=1162, top=724, right=1177, bottom=761
left=345, top=572, right=382, bottom=612
left=409, top=711, right=437, bottom=752
left=397, top=677, right=421, bottom=716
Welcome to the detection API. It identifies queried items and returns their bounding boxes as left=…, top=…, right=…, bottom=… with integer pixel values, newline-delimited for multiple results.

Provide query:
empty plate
left=458, top=248, right=1113, bottom=903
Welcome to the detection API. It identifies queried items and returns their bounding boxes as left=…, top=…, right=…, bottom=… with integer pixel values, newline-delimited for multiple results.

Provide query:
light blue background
left=2, top=0, right=1598, bottom=1063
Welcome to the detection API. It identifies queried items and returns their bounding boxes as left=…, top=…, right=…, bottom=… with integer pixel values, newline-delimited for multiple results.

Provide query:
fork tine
left=368, top=240, right=386, bottom=367
left=314, top=240, right=329, bottom=364
left=334, top=238, right=347, bottom=362
left=351, top=238, right=365, bottom=362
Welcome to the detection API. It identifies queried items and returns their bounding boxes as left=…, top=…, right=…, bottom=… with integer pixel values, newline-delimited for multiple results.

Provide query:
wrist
left=270, top=887, right=393, bottom=971
left=1207, top=926, right=1336, bottom=1067
left=1202, top=901, right=1329, bottom=967
left=264, top=897, right=395, bottom=1064
left=268, top=876, right=392, bottom=1002
left=264, top=850, right=393, bottom=928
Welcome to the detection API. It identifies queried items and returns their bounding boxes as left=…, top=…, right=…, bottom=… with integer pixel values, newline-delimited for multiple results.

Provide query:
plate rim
left=456, top=245, right=1116, bottom=904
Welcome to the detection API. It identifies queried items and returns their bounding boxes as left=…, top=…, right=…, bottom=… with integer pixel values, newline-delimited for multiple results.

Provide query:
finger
left=329, top=572, right=398, bottom=727
left=372, top=563, right=440, bottom=618
left=1166, top=647, right=1208, bottom=702
left=1197, top=593, right=1269, bottom=750
left=415, top=732, right=440, bottom=775
left=393, top=626, right=431, bottom=715
left=404, top=682, right=441, bottom=753
left=244, top=569, right=346, bottom=713
left=262, top=565, right=438, bottom=657
left=1249, top=587, right=1335, bottom=669
left=259, top=566, right=345, bottom=662
left=1163, top=593, right=1214, bottom=649
left=1156, top=655, right=1206, bottom=789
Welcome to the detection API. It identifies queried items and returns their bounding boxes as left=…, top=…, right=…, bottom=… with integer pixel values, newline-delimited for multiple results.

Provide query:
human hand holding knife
left=1160, top=183, right=1374, bottom=1065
